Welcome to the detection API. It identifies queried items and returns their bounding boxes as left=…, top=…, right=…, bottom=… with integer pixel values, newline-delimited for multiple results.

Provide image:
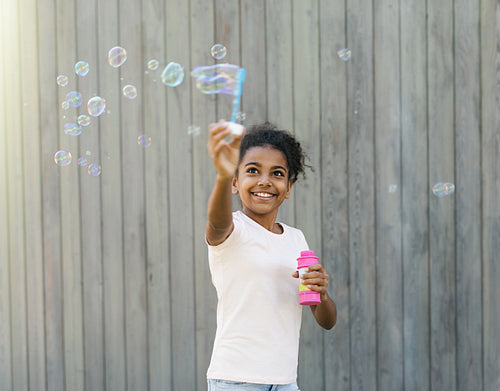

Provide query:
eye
left=246, top=167, right=258, bottom=174
left=273, top=170, right=285, bottom=177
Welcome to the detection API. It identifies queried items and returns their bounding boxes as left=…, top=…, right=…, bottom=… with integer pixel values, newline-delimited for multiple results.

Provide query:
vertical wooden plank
left=39, top=0, right=65, bottom=388
left=241, top=0, right=267, bottom=124
left=20, top=0, right=47, bottom=388
left=191, top=0, right=217, bottom=389
left=75, top=0, right=104, bottom=389
left=400, top=1, right=430, bottom=390
left=165, top=0, right=197, bottom=389
left=454, top=0, right=483, bottom=390
left=427, top=0, right=457, bottom=389
left=265, top=0, right=294, bottom=225
left=319, top=1, right=350, bottom=390
left=118, top=0, right=148, bottom=388
left=215, top=0, right=241, bottom=122
left=291, top=1, right=323, bottom=390
left=4, top=1, right=29, bottom=389
left=346, top=0, right=377, bottom=390
left=54, top=0, right=85, bottom=389
left=481, top=1, right=500, bottom=390
left=374, top=0, right=403, bottom=390
left=0, top=1, right=13, bottom=389
left=96, top=0, right=127, bottom=388
left=142, top=0, right=172, bottom=390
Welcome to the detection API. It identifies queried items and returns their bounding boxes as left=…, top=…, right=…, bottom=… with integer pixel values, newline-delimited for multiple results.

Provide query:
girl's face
left=232, top=145, right=292, bottom=223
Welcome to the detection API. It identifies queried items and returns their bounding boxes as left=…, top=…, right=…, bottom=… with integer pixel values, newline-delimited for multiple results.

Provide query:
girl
left=206, top=120, right=337, bottom=391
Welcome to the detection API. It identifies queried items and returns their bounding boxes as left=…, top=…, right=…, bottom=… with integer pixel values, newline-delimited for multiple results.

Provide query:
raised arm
left=205, top=120, right=245, bottom=246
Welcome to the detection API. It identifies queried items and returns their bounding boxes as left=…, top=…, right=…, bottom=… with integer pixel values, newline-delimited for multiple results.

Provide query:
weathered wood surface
left=0, top=0, right=498, bottom=390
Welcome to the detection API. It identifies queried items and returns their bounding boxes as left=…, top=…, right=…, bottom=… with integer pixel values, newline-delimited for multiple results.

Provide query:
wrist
left=215, top=173, right=234, bottom=183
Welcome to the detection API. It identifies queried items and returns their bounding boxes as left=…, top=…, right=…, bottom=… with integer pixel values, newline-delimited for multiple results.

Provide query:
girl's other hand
left=292, top=263, right=330, bottom=302
left=207, top=120, right=245, bottom=180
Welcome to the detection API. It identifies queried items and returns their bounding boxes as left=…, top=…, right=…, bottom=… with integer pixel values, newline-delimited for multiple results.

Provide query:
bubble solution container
left=297, top=250, right=322, bottom=305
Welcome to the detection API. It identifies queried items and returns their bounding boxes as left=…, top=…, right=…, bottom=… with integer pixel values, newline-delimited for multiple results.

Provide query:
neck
left=241, top=209, right=280, bottom=233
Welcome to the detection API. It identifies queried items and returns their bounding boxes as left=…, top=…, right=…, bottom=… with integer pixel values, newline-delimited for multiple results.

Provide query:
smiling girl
left=205, top=121, right=337, bottom=391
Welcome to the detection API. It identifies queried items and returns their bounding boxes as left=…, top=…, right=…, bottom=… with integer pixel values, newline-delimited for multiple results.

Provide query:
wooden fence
left=0, top=0, right=499, bottom=390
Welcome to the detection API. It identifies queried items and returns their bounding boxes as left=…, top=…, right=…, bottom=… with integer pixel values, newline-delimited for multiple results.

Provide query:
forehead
left=240, top=145, right=288, bottom=167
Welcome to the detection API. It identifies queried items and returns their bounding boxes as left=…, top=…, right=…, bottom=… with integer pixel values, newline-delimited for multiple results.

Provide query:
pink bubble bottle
left=297, top=250, right=321, bottom=305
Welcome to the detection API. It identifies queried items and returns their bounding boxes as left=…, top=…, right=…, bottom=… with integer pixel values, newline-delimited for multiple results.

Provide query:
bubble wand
left=191, top=64, right=246, bottom=136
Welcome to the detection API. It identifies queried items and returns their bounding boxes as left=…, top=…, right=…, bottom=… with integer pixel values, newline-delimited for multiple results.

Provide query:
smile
left=252, top=192, right=275, bottom=199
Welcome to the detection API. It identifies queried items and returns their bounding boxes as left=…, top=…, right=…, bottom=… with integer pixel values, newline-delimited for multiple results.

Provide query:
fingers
left=301, top=265, right=329, bottom=293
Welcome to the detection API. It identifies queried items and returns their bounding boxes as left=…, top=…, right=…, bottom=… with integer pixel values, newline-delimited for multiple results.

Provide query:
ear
left=284, top=180, right=292, bottom=199
left=232, top=175, right=239, bottom=194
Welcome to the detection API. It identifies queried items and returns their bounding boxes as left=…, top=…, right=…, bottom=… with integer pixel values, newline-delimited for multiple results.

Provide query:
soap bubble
left=337, top=48, right=351, bottom=61
left=108, top=46, right=127, bottom=68
left=85, top=150, right=91, bottom=156
left=161, top=62, right=184, bottom=87
left=191, top=64, right=242, bottom=95
left=78, top=157, right=88, bottom=166
left=66, top=91, right=82, bottom=108
left=147, top=59, right=159, bottom=70
left=57, top=75, right=69, bottom=87
left=75, top=61, right=90, bottom=76
left=64, top=122, right=82, bottom=136
left=432, top=182, right=455, bottom=198
left=388, top=184, right=398, bottom=193
left=54, top=150, right=72, bottom=166
left=137, top=135, right=151, bottom=147
left=211, top=44, right=227, bottom=60
left=122, top=84, right=137, bottom=99
left=61, top=100, right=70, bottom=110
left=88, top=163, right=101, bottom=176
left=87, top=96, right=106, bottom=117
left=236, top=112, right=246, bottom=122
left=77, top=114, right=91, bottom=127
left=187, top=125, right=200, bottom=136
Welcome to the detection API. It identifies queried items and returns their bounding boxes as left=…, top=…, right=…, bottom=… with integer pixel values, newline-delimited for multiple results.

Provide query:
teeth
left=254, top=192, right=273, bottom=198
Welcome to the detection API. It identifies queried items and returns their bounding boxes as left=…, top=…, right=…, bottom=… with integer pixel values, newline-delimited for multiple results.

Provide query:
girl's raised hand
left=207, top=120, right=245, bottom=179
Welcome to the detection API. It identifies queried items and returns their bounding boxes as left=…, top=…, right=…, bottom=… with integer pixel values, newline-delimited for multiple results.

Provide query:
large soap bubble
left=75, top=61, right=90, bottom=76
left=108, top=46, right=127, bottom=68
left=211, top=44, right=227, bottom=60
left=54, top=150, right=72, bottom=166
left=161, top=62, right=184, bottom=87
left=87, top=96, right=106, bottom=117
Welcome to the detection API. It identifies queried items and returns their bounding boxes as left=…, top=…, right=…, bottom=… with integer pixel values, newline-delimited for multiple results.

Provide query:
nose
left=257, top=175, right=271, bottom=186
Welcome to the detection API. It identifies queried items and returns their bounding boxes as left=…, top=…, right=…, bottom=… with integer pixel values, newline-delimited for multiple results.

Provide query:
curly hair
left=238, top=122, right=309, bottom=183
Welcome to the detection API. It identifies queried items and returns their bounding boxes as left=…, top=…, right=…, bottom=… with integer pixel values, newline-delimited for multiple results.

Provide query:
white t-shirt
left=206, top=210, right=309, bottom=384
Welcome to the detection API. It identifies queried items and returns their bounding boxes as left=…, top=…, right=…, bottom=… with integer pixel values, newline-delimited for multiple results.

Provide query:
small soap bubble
left=88, top=163, right=101, bottom=176
left=388, top=184, right=398, bottom=193
left=85, top=150, right=91, bottom=156
left=432, top=182, right=455, bottom=198
left=77, top=114, right=91, bottom=127
left=337, top=48, right=352, bottom=61
left=54, top=150, right=72, bottom=166
left=236, top=112, right=247, bottom=123
left=78, top=157, right=88, bottom=166
left=147, top=59, right=159, bottom=70
left=87, top=96, right=106, bottom=117
left=75, top=61, right=90, bottom=76
left=138, top=135, right=151, bottom=147
left=187, top=125, right=200, bottom=136
left=61, top=100, right=70, bottom=110
left=108, top=46, right=127, bottom=68
left=161, top=62, right=184, bottom=87
left=64, top=122, right=82, bottom=136
left=57, top=75, right=69, bottom=87
left=66, top=91, right=82, bottom=108
left=122, top=84, right=138, bottom=99
left=211, top=44, right=227, bottom=60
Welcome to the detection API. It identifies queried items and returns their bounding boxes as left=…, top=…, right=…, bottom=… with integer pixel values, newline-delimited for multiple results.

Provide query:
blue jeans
left=207, top=379, right=301, bottom=391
